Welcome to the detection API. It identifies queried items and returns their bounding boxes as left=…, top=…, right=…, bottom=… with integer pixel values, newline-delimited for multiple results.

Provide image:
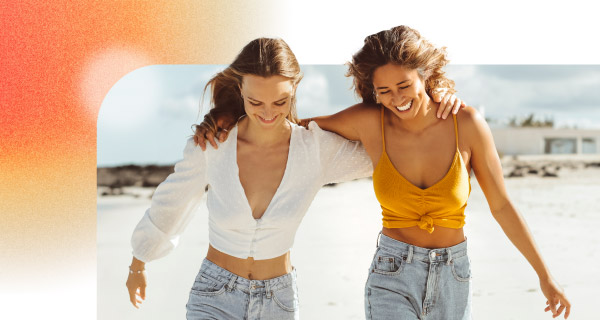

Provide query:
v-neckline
left=231, top=123, right=295, bottom=221
left=379, top=148, right=461, bottom=192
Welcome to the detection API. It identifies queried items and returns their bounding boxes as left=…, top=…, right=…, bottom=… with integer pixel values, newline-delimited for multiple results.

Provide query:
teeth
left=260, top=115, right=275, bottom=121
left=396, top=100, right=412, bottom=111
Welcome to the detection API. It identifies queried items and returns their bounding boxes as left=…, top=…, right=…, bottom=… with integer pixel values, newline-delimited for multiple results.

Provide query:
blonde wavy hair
left=347, top=25, right=455, bottom=104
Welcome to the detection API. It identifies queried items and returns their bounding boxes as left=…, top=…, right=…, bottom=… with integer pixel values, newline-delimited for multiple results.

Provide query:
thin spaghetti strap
left=452, top=114, right=459, bottom=148
left=380, top=106, right=386, bottom=152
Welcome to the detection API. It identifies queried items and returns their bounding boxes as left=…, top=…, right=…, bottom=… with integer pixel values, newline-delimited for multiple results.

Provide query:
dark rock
left=542, top=171, right=558, bottom=177
left=508, top=169, right=525, bottom=177
left=97, top=164, right=175, bottom=189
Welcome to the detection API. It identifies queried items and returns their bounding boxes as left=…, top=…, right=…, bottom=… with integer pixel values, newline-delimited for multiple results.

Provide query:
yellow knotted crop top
left=372, top=107, right=471, bottom=233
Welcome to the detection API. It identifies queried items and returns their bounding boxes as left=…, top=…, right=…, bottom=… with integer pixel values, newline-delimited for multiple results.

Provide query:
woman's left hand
left=432, top=90, right=465, bottom=119
left=540, top=276, right=571, bottom=318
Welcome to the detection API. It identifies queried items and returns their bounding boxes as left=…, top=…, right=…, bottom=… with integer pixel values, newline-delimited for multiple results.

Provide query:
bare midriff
left=206, top=245, right=292, bottom=280
left=382, top=226, right=466, bottom=249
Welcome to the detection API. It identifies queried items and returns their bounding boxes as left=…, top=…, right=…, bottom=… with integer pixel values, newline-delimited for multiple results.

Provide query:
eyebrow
left=246, top=95, right=289, bottom=103
left=375, top=80, right=410, bottom=90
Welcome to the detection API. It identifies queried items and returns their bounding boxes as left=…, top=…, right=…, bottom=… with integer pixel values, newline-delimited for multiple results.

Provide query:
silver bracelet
left=129, top=265, right=145, bottom=274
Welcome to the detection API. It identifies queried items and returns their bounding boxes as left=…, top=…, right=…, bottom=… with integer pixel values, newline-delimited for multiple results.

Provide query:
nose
left=390, top=90, right=403, bottom=105
left=262, top=105, right=276, bottom=118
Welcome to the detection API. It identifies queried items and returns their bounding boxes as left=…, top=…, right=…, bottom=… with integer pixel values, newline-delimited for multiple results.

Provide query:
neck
left=238, top=117, right=291, bottom=147
left=392, top=97, right=441, bottom=133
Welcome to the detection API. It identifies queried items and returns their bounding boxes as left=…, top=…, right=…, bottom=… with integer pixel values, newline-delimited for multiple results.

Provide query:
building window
left=544, top=138, right=577, bottom=154
left=582, top=138, right=597, bottom=154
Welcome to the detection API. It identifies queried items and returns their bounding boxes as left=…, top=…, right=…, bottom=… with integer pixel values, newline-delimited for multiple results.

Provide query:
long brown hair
left=204, top=38, right=303, bottom=124
left=347, top=25, right=455, bottom=104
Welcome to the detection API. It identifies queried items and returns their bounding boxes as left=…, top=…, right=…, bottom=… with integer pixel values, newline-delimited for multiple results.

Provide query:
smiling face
left=240, top=75, right=295, bottom=129
left=372, top=63, right=431, bottom=120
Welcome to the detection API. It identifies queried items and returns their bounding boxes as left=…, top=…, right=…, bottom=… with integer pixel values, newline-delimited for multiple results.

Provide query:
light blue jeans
left=186, top=259, right=299, bottom=320
left=365, top=233, right=472, bottom=320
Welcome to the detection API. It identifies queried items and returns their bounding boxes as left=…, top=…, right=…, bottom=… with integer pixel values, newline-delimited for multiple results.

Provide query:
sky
left=97, top=65, right=600, bottom=166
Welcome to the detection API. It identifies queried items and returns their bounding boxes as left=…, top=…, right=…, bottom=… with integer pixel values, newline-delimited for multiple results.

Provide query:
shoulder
left=294, top=120, right=330, bottom=141
left=183, top=136, right=222, bottom=162
left=183, top=137, right=206, bottom=157
left=456, top=106, right=487, bottom=130
left=456, top=106, right=493, bottom=145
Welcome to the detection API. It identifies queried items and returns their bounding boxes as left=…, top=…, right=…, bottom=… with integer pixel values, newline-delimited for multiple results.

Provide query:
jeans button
left=429, top=251, right=436, bottom=259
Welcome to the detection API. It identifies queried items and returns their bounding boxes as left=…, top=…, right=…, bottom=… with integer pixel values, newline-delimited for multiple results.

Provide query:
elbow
left=489, top=200, right=513, bottom=219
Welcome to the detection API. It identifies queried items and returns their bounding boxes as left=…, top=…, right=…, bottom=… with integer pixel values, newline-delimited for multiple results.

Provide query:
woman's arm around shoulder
left=309, top=103, right=380, bottom=143
left=459, top=107, right=571, bottom=319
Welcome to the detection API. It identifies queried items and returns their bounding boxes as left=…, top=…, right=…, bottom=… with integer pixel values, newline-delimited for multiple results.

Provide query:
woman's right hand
left=193, top=112, right=236, bottom=150
left=126, top=257, right=147, bottom=308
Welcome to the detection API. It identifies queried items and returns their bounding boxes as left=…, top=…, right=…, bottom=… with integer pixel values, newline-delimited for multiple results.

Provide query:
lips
left=395, top=100, right=413, bottom=112
left=258, top=114, right=278, bottom=124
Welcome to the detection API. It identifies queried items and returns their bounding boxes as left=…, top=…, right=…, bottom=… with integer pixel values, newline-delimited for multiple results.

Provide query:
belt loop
left=265, top=280, right=272, bottom=299
left=446, top=248, right=453, bottom=265
left=376, top=231, right=382, bottom=247
left=406, top=246, right=413, bottom=264
left=226, top=275, right=236, bottom=292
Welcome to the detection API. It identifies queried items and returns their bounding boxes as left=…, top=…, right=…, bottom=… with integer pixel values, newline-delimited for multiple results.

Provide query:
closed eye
left=274, top=101, right=287, bottom=106
left=249, top=101, right=261, bottom=106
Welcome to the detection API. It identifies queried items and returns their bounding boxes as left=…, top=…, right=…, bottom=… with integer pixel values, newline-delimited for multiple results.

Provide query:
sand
left=97, top=167, right=599, bottom=319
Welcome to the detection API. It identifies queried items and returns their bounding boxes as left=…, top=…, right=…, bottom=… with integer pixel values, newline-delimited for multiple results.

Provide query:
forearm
left=491, top=201, right=551, bottom=280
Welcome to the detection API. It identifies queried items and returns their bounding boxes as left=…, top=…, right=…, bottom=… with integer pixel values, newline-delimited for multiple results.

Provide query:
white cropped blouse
left=131, top=121, right=373, bottom=262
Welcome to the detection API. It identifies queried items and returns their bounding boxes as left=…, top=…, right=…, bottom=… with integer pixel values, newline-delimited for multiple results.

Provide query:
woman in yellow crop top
left=194, top=26, right=571, bottom=319
left=333, top=26, right=569, bottom=320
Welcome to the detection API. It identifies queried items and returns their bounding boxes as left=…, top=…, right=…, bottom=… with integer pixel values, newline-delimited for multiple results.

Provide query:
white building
left=491, top=128, right=600, bottom=155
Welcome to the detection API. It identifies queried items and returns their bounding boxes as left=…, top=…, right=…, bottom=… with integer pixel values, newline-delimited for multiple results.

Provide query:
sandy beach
left=97, top=167, right=599, bottom=319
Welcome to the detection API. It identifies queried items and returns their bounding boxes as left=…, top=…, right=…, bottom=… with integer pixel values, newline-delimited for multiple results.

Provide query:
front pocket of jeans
left=450, top=255, right=471, bottom=282
left=190, top=273, right=228, bottom=296
left=371, top=254, right=404, bottom=275
left=272, top=285, right=299, bottom=312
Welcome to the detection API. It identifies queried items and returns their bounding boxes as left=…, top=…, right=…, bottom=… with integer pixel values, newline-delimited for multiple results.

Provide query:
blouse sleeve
left=308, top=121, right=373, bottom=185
left=130, top=138, right=208, bottom=263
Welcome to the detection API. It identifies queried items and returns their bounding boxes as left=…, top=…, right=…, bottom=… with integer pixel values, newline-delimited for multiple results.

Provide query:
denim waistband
left=199, top=258, right=296, bottom=294
left=376, top=233, right=468, bottom=264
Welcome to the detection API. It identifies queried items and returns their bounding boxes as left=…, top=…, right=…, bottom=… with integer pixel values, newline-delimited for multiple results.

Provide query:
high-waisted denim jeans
left=186, top=259, right=299, bottom=320
left=365, top=233, right=472, bottom=320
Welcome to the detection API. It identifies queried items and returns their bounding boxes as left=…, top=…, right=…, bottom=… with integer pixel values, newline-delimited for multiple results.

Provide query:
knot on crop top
left=417, top=215, right=435, bottom=234
left=372, top=107, right=471, bottom=234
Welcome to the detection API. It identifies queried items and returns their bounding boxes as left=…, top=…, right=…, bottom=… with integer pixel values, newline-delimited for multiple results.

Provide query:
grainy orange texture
left=0, top=1, right=286, bottom=317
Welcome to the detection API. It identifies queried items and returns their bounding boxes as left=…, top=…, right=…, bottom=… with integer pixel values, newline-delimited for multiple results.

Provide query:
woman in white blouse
left=126, top=38, right=373, bottom=319
left=126, top=38, right=458, bottom=319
